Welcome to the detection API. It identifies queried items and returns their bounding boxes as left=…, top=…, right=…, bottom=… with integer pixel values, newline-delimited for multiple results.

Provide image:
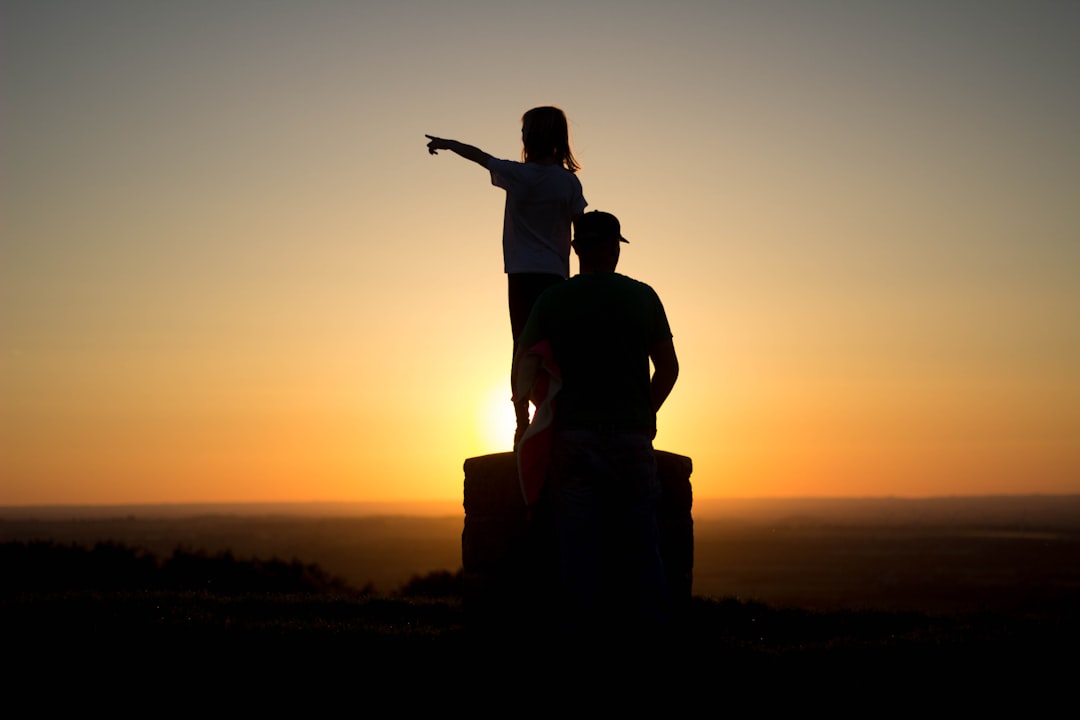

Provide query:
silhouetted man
left=512, top=210, right=679, bottom=637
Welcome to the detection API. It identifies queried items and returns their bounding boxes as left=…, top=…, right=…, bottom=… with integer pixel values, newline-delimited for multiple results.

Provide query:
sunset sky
left=2, top=1, right=1077, bottom=506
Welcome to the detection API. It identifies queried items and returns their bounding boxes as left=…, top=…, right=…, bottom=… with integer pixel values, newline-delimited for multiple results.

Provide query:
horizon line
left=3, top=493, right=1080, bottom=521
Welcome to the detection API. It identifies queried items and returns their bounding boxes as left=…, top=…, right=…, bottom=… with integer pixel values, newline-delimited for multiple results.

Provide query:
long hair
left=521, top=106, right=580, bottom=173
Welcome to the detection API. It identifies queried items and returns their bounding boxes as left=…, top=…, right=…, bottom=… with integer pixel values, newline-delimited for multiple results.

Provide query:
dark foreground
left=4, top=579, right=1075, bottom=707
left=4, top=497, right=1079, bottom=707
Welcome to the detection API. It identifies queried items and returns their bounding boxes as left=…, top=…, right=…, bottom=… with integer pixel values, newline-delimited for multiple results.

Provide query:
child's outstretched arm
left=425, top=135, right=492, bottom=168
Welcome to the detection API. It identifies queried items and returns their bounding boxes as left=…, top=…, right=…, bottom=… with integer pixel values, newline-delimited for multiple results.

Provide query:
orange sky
left=2, top=2, right=1078, bottom=505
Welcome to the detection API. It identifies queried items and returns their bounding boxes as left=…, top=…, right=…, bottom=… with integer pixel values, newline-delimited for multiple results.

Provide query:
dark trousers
left=547, top=429, right=670, bottom=632
left=508, top=272, right=564, bottom=347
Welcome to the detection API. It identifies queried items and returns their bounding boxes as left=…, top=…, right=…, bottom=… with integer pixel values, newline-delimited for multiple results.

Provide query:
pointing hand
left=425, top=134, right=447, bottom=155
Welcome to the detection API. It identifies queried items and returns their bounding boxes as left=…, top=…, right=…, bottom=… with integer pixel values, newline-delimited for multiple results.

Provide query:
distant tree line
left=1, top=539, right=466, bottom=598
left=0, top=540, right=360, bottom=595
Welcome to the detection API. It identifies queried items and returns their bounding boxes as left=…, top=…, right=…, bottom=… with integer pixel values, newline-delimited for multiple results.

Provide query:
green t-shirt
left=518, top=272, right=673, bottom=432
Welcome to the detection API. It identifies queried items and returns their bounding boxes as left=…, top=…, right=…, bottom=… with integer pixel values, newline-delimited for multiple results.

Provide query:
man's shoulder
left=614, top=272, right=660, bottom=295
left=554, top=273, right=663, bottom=309
left=562, top=272, right=654, bottom=290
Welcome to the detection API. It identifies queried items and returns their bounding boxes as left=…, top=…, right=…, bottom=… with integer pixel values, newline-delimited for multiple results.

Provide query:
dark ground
left=5, top=584, right=1076, bottom=703
left=3, top=542, right=1076, bottom=708
left=3, top=499, right=1078, bottom=707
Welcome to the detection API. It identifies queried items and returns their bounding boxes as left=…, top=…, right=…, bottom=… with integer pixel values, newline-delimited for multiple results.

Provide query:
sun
left=477, top=382, right=522, bottom=454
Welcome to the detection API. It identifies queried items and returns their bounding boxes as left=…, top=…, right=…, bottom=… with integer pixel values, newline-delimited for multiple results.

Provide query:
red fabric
left=513, top=339, right=562, bottom=507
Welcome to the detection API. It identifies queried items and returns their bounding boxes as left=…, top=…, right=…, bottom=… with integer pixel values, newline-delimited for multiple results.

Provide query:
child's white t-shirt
left=489, top=158, right=587, bottom=278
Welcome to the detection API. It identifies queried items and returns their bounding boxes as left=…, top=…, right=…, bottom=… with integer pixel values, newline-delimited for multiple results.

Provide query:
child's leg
left=508, top=272, right=564, bottom=445
left=507, top=272, right=564, bottom=343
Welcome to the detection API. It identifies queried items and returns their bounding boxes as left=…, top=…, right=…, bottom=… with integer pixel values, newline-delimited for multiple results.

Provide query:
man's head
left=572, top=211, right=628, bottom=272
left=573, top=211, right=628, bottom=246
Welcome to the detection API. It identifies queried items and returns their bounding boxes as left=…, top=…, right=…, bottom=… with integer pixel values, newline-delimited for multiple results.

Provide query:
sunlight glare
left=478, top=382, right=520, bottom=454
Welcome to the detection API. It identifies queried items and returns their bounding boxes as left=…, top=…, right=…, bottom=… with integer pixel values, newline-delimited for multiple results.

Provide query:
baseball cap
left=573, top=211, right=629, bottom=244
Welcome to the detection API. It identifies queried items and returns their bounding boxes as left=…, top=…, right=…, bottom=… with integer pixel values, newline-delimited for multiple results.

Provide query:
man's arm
left=649, top=337, right=679, bottom=413
left=425, top=135, right=491, bottom=168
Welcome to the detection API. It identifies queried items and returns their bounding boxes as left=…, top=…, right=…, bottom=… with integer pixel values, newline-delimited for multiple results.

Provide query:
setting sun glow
left=2, top=2, right=1078, bottom=507
left=477, top=383, right=519, bottom=457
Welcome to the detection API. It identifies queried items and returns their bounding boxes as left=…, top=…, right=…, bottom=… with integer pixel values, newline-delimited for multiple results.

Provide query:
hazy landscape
left=5, top=495, right=1078, bottom=610
left=4, top=494, right=1078, bottom=699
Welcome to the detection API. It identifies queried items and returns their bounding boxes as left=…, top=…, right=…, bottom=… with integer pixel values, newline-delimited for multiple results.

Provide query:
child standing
left=426, top=106, right=587, bottom=443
